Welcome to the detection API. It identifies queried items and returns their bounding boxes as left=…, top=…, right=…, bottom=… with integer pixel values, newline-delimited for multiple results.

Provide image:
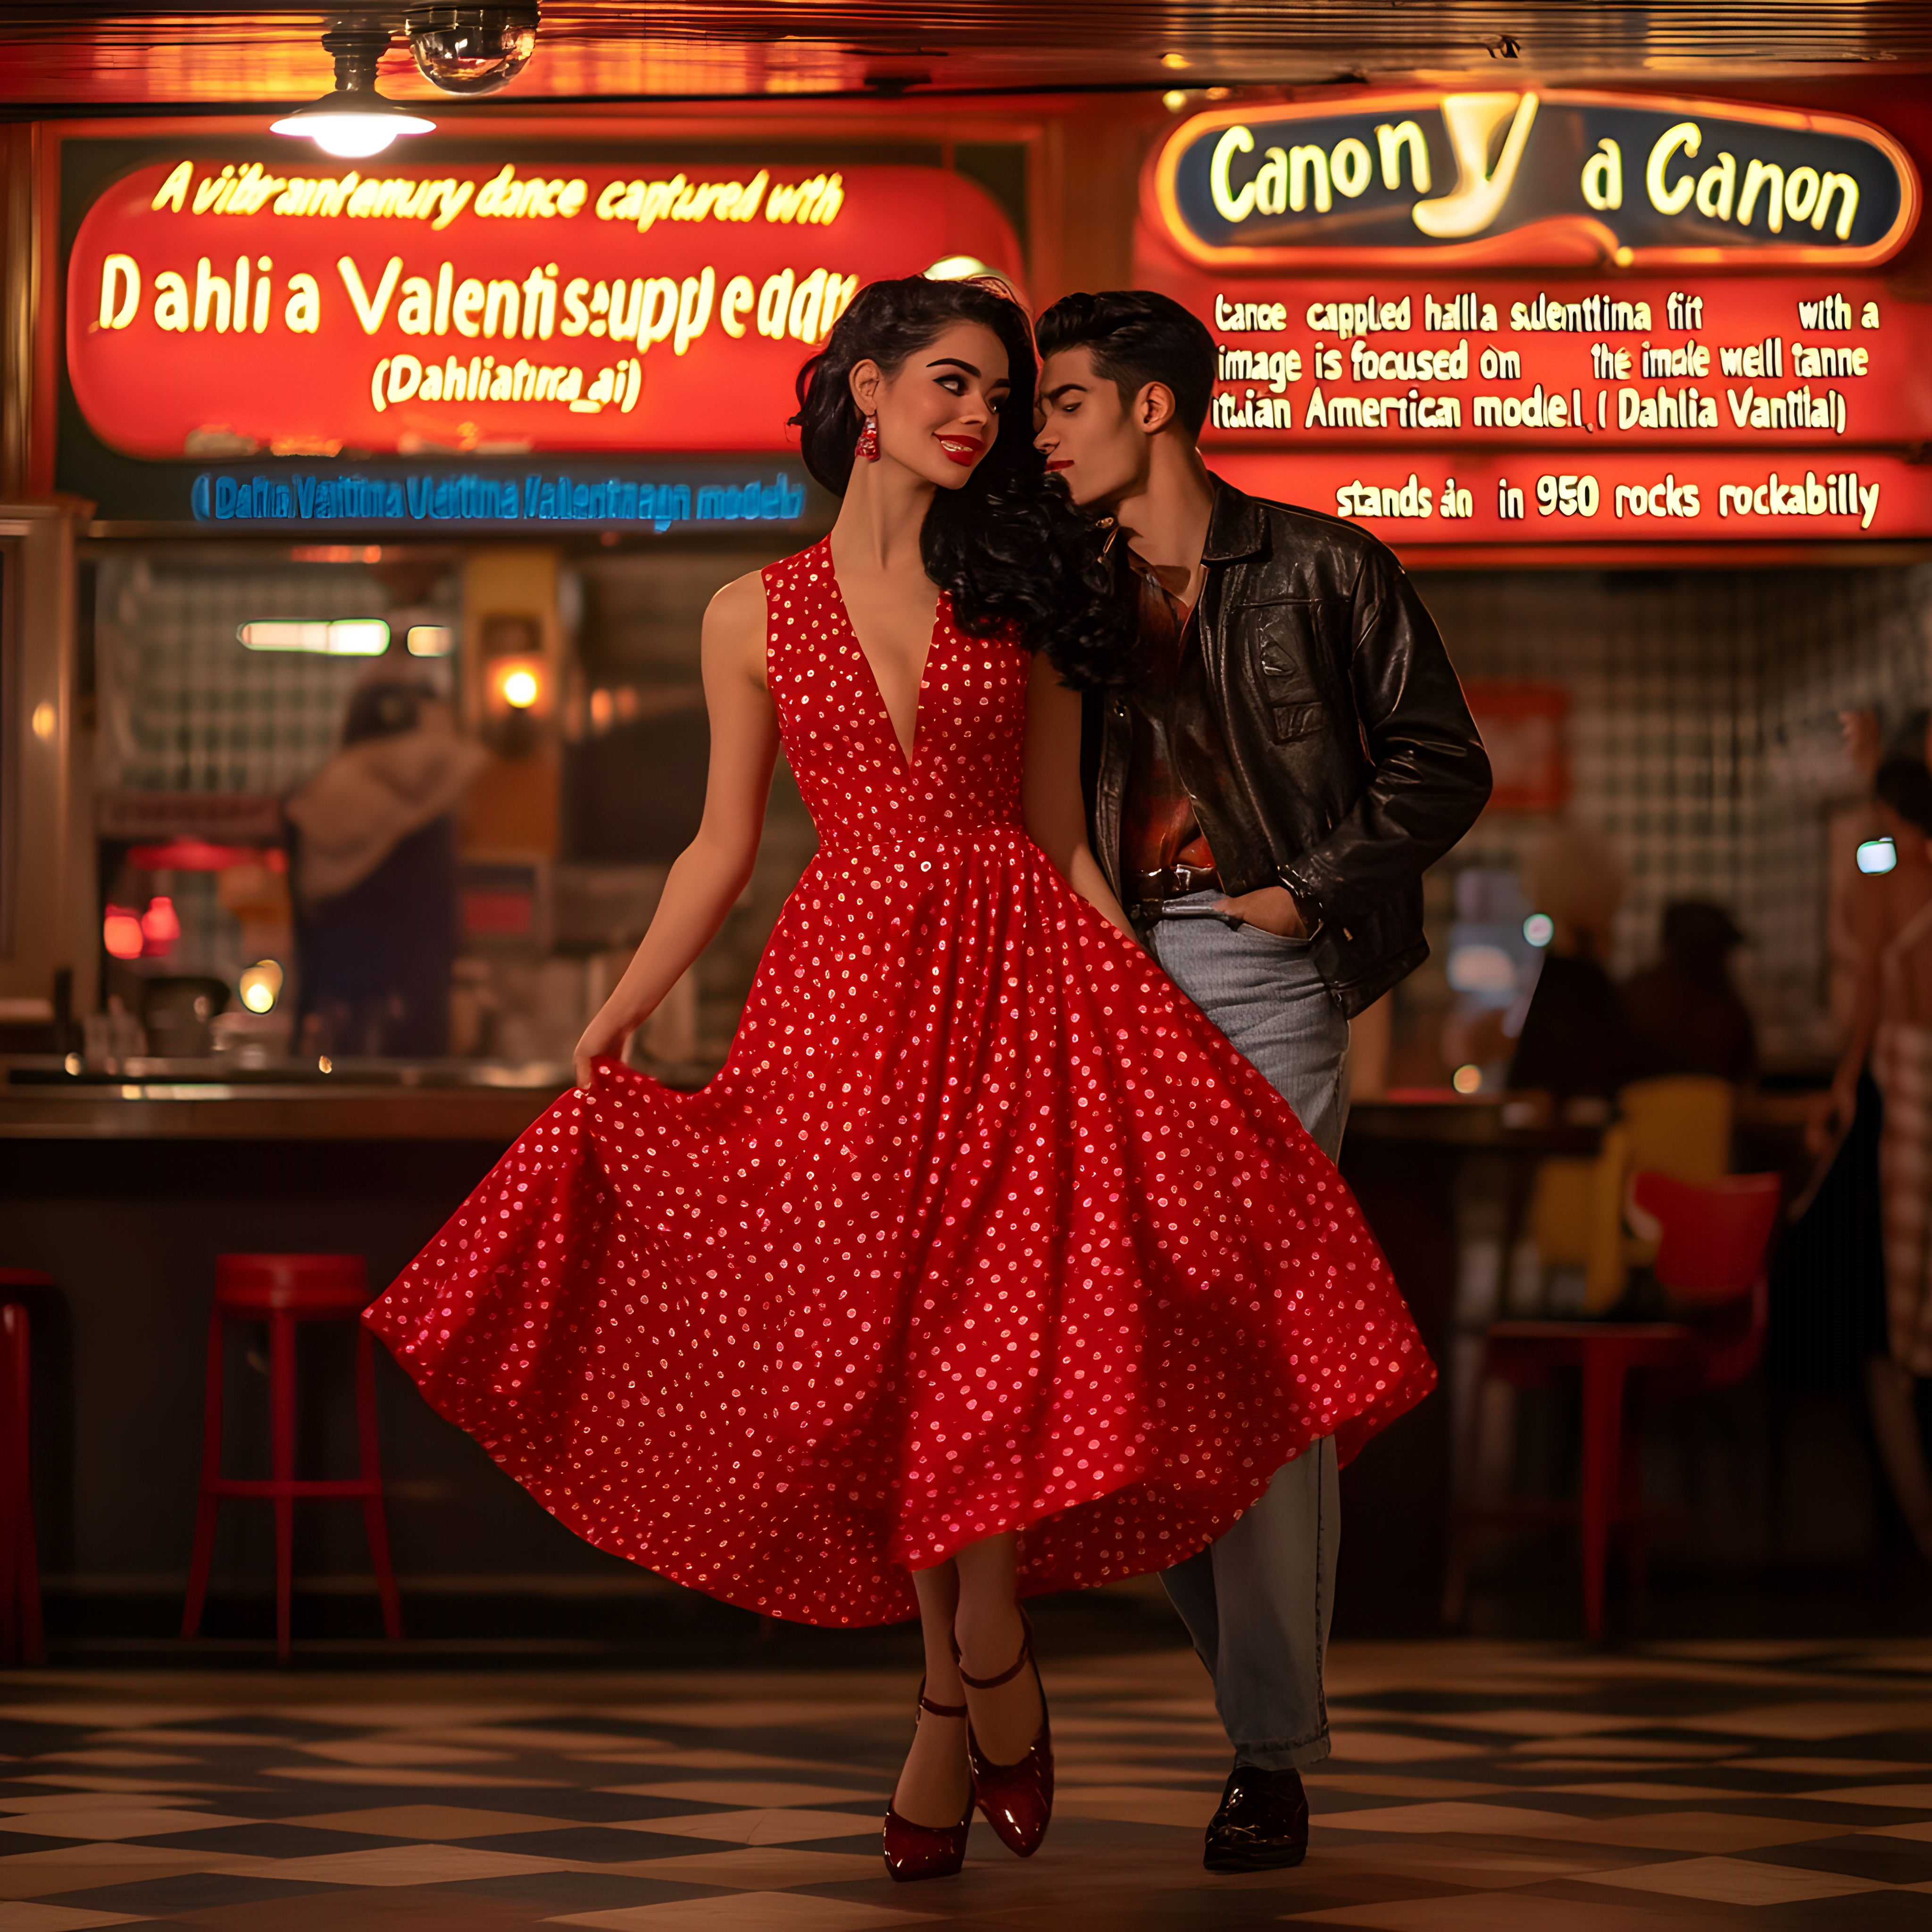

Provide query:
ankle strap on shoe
left=918, top=1692, right=968, bottom=1718
left=955, top=1626, right=1033, bottom=1691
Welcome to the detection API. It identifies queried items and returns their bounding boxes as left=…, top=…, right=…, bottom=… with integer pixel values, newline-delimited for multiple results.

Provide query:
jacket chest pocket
left=1244, top=603, right=1332, bottom=743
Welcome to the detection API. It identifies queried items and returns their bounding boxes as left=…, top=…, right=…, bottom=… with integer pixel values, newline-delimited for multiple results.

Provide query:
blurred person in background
left=1827, top=709, right=1931, bottom=1033
left=1812, top=753, right=1932, bottom=1559
left=1507, top=822, right=1633, bottom=1111
left=285, top=670, right=485, bottom=1058
left=1621, top=900, right=1757, bottom=1089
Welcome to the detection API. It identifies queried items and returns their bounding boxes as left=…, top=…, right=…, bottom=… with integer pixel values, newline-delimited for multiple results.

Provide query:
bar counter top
left=0, top=1057, right=710, bottom=1141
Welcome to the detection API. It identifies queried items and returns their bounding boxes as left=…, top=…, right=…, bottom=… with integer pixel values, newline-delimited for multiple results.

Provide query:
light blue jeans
left=1147, top=890, right=1349, bottom=1772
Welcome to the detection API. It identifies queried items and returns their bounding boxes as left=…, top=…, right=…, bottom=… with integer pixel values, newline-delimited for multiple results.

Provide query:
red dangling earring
left=856, top=413, right=880, bottom=462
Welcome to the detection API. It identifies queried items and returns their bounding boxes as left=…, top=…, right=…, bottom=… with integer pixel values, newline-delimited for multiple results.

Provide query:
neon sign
left=1209, top=449, right=1932, bottom=543
left=184, top=462, right=814, bottom=533
left=1151, top=91, right=1918, bottom=269
left=67, top=158, right=1022, bottom=459
left=1158, top=273, right=1932, bottom=449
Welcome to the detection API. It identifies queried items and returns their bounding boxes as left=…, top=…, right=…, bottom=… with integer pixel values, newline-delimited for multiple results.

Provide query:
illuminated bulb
left=271, top=110, right=433, bottom=158
left=1857, top=837, right=1898, bottom=875
left=103, top=907, right=144, bottom=960
left=501, top=667, right=539, bottom=709
left=1161, top=51, right=1191, bottom=69
left=1163, top=89, right=1190, bottom=112
left=238, top=959, right=285, bottom=1013
left=141, top=895, right=182, bottom=948
left=1522, top=912, right=1556, bottom=947
left=30, top=701, right=56, bottom=740
left=239, top=619, right=390, bottom=655
left=926, top=254, right=994, bottom=282
left=1453, top=1064, right=1483, bottom=1095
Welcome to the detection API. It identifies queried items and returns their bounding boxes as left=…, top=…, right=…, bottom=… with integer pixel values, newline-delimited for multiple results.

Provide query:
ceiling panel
left=4, top=3, right=1932, bottom=111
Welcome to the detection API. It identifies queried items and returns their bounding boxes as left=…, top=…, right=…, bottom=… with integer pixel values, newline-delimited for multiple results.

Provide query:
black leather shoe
left=1203, top=1765, right=1309, bottom=1872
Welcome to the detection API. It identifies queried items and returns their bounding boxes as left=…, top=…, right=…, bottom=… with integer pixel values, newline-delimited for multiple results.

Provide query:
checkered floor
left=4, top=1636, right=1931, bottom=1928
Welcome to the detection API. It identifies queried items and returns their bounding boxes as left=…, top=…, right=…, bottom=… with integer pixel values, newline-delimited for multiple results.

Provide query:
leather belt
left=1130, top=864, right=1241, bottom=928
left=1128, top=862, right=1221, bottom=901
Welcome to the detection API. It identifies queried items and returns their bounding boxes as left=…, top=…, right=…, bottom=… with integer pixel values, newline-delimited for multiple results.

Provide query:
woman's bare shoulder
left=706, top=568, right=769, bottom=630
left=701, top=570, right=769, bottom=674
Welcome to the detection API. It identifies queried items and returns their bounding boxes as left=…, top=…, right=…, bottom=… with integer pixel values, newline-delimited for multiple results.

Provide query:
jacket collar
left=1201, top=473, right=1268, bottom=564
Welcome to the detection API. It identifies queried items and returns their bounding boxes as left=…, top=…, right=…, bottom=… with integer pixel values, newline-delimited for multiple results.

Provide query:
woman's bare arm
left=1020, top=651, right=1133, bottom=938
left=1814, top=878, right=1887, bottom=1149
left=573, top=572, right=780, bottom=1087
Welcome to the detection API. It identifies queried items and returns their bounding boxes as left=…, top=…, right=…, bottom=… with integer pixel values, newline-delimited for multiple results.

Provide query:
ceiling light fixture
left=271, top=23, right=435, bottom=159
left=406, top=6, right=540, bottom=95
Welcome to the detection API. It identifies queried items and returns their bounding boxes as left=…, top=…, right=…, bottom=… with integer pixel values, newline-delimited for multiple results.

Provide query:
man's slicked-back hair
left=1036, top=290, right=1216, bottom=439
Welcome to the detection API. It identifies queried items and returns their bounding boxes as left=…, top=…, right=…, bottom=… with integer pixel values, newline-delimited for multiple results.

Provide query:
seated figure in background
left=1622, top=900, right=1758, bottom=1089
left=1507, top=822, right=1633, bottom=1113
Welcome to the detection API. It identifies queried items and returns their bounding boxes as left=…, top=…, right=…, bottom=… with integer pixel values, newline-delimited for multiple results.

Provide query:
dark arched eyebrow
left=927, top=356, right=1010, bottom=390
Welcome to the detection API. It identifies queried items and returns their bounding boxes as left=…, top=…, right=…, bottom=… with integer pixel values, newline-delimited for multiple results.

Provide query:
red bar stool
left=182, top=1253, right=403, bottom=1661
left=0, top=1273, right=49, bottom=1667
left=1447, top=1172, right=1781, bottom=1641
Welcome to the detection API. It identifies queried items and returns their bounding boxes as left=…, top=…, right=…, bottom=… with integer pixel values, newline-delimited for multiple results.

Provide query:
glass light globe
left=272, top=102, right=435, bottom=158
left=410, top=13, right=538, bottom=96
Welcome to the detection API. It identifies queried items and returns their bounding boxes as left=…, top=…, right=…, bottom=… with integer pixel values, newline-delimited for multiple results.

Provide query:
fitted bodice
left=763, top=540, right=1029, bottom=849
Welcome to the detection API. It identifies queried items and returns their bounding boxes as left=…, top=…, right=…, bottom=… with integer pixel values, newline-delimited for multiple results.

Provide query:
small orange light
left=1452, top=1064, right=1483, bottom=1095
left=489, top=655, right=547, bottom=715
left=141, top=895, right=182, bottom=951
left=239, top=959, right=284, bottom=1013
left=103, top=906, right=144, bottom=960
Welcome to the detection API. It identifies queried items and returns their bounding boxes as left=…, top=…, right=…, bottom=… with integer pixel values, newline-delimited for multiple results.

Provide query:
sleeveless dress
left=365, top=539, right=1435, bottom=1626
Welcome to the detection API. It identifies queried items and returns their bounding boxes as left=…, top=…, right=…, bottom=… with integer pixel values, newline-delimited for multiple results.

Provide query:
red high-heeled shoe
left=881, top=1682, right=972, bottom=1882
left=958, top=1612, right=1053, bottom=1857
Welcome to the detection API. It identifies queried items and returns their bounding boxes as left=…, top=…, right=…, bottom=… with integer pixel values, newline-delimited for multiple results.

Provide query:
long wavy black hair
left=791, top=275, right=1132, bottom=683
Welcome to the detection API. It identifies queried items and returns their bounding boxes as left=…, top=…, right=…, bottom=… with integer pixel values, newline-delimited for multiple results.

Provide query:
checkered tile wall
left=95, top=558, right=397, bottom=796
left=1415, top=565, right=1932, bottom=1059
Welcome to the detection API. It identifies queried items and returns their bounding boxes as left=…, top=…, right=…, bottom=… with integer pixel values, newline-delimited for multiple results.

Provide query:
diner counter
left=0, top=1057, right=716, bottom=1140
left=5, top=1067, right=1621, bottom=1148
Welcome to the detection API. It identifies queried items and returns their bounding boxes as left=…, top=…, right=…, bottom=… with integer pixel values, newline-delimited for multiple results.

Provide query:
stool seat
left=215, top=1279, right=372, bottom=1318
left=184, top=1251, right=401, bottom=1660
left=215, top=1254, right=369, bottom=1316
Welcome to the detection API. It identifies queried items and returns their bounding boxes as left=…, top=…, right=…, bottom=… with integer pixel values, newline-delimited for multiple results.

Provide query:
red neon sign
left=67, top=157, right=1023, bottom=458
left=1208, top=449, right=1932, bottom=542
left=1148, top=91, right=1919, bottom=271
left=1138, top=266, right=1932, bottom=450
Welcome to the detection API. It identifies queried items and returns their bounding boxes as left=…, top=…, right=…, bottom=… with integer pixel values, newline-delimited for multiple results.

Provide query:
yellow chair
left=1618, top=1076, right=1733, bottom=1183
left=1532, top=1078, right=1734, bottom=1311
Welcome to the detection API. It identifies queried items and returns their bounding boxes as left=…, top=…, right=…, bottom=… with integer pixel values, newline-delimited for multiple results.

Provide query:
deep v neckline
left=824, top=542, right=943, bottom=772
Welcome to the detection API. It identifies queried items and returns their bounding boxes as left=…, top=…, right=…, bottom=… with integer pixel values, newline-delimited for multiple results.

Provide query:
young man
left=1034, top=290, right=1491, bottom=1872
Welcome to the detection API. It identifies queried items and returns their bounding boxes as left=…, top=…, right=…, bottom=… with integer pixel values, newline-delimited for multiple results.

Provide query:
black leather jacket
left=1091, top=477, right=1492, bottom=1018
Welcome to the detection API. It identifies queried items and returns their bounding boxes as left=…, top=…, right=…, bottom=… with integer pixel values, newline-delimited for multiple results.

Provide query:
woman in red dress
left=365, top=277, right=1433, bottom=1882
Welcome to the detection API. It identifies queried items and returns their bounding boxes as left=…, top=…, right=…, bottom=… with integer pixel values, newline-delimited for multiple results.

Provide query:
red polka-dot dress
left=366, top=539, right=1435, bottom=1627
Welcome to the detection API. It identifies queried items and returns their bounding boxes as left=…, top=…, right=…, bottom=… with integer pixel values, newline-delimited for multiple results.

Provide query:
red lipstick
left=936, top=434, right=983, bottom=468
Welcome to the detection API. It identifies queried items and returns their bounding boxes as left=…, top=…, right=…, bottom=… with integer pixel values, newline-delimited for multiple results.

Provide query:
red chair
left=182, top=1254, right=403, bottom=1661
left=1447, top=1171, right=1782, bottom=1641
left=0, top=1275, right=48, bottom=1667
